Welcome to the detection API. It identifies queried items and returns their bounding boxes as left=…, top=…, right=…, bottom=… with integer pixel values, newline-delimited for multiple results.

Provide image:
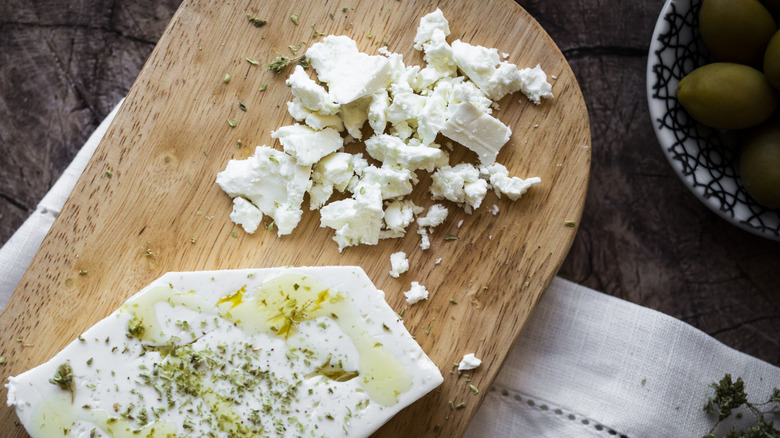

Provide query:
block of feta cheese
left=216, top=146, right=312, bottom=236
left=307, top=35, right=392, bottom=105
left=6, top=266, right=443, bottom=438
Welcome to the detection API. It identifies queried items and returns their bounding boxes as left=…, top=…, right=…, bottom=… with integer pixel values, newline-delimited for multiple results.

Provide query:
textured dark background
left=1, top=0, right=778, bottom=367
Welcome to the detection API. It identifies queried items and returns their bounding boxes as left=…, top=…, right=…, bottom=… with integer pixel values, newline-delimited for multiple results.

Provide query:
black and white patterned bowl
left=647, top=0, right=780, bottom=241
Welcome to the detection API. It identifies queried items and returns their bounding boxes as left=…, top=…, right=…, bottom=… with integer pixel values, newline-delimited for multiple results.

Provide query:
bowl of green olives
left=648, top=0, right=780, bottom=241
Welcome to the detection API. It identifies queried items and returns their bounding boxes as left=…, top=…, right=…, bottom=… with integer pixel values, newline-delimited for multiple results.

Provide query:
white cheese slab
left=6, top=266, right=443, bottom=438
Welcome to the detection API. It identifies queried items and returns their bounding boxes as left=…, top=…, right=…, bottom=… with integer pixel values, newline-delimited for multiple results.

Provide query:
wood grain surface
left=0, top=0, right=590, bottom=436
left=2, top=0, right=780, bottom=436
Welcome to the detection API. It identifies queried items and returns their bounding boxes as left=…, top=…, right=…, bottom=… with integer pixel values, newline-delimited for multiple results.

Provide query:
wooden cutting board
left=0, top=0, right=590, bottom=436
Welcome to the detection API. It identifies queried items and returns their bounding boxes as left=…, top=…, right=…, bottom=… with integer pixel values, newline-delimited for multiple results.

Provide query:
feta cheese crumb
left=404, top=281, right=429, bottom=304
left=417, top=204, right=449, bottom=228
left=458, top=353, right=482, bottom=371
left=230, top=197, right=263, bottom=233
left=383, top=200, right=420, bottom=236
left=359, top=165, right=414, bottom=200
left=417, top=227, right=431, bottom=250
left=480, top=162, right=541, bottom=200
left=413, top=8, right=450, bottom=51
left=307, top=35, right=392, bottom=105
left=430, top=163, right=488, bottom=212
left=365, top=134, right=447, bottom=172
left=216, top=146, right=311, bottom=236
left=518, top=64, right=554, bottom=105
left=490, top=204, right=499, bottom=215
left=271, top=124, right=343, bottom=166
left=389, top=251, right=409, bottom=278
left=286, top=65, right=339, bottom=115
left=319, top=182, right=384, bottom=251
left=440, top=102, right=512, bottom=165
left=308, top=152, right=358, bottom=209
left=339, top=97, right=371, bottom=140
left=435, top=257, right=442, bottom=265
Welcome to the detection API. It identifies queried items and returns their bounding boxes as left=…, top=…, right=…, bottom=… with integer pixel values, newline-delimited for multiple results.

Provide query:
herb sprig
left=702, top=374, right=780, bottom=438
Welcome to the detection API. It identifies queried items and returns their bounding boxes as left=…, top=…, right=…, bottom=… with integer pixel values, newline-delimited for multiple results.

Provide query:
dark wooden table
left=1, top=0, right=778, bottom=372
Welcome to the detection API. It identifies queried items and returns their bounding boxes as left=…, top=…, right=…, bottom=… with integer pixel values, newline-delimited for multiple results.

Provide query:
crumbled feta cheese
left=365, top=134, right=447, bottom=172
left=490, top=204, right=499, bottom=215
left=305, top=111, right=345, bottom=131
left=458, top=353, right=482, bottom=371
left=271, top=124, right=343, bottom=166
left=307, top=35, right=392, bottom=105
left=389, top=251, right=410, bottom=278
left=518, top=64, right=554, bottom=105
left=319, top=182, right=384, bottom=251
left=430, top=163, right=488, bottom=212
left=217, top=9, right=551, bottom=250
left=440, top=102, right=511, bottom=165
left=435, top=257, right=442, bottom=265
left=230, top=197, right=263, bottom=233
left=413, top=8, right=450, bottom=51
left=287, top=96, right=311, bottom=121
left=368, top=90, right=389, bottom=134
left=386, top=91, right=427, bottom=125
left=450, top=39, right=553, bottom=103
left=417, top=204, right=449, bottom=228
left=417, top=82, right=451, bottom=146
left=216, top=146, right=311, bottom=236
left=417, top=227, right=431, bottom=250
left=485, top=62, right=526, bottom=101
left=359, top=165, right=414, bottom=200
left=450, top=39, right=501, bottom=95
left=308, top=152, right=357, bottom=209
left=383, top=200, right=420, bottom=235
left=450, top=79, right=493, bottom=114
left=339, top=97, right=371, bottom=140
left=480, top=162, right=542, bottom=200
left=418, top=28, right=457, bottom=89
left=389, top=120, right=414, bottom=140
left=287, top=96, right=344, bottom=132
left=286, top=65, right=339, bottom=115
left=404, top=281, right=429, bottom=304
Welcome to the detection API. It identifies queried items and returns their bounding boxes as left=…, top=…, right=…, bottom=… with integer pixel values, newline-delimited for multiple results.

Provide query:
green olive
left=740, top=118, right=780, bottom=207
left=677, top=63, right=779, bottom=129
left=764, top=30, right=780, bottom=89
left=700, top=0, right=777, bottom=65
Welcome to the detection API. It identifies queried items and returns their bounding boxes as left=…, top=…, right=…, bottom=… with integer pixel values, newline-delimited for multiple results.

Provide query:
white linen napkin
left=2, top=100, right=778, bottom=438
